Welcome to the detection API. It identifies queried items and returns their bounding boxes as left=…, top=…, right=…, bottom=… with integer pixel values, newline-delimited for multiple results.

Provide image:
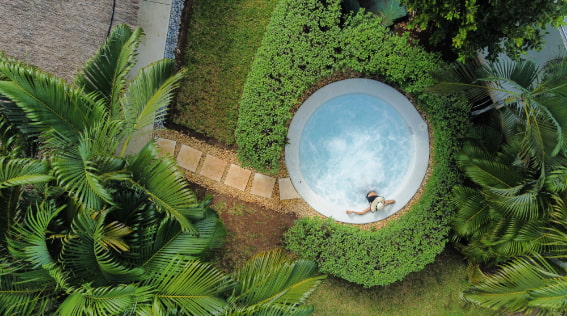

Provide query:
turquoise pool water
left=285, top=79, right=429, bottom=224
left=299, top=93, right=412, bottom=211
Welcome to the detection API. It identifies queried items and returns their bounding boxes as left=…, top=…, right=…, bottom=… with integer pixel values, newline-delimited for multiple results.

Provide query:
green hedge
left=236, top=0, right=439, bottom=172
left=237, top=0, right=471, bottom=287
left=285, top=93, right=470, bottom=287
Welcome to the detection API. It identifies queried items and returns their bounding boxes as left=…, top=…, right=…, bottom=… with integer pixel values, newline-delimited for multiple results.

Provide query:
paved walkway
left=131, top=1, right=301, bottom=203
left=155, top=137, right=301, bottom=201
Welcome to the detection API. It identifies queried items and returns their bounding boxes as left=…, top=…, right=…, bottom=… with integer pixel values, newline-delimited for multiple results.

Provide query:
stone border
left=285, top=78, right=430, bottom=224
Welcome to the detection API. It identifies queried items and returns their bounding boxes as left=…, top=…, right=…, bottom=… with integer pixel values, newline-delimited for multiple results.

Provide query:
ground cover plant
left=173, top=0, right=277, bottom=144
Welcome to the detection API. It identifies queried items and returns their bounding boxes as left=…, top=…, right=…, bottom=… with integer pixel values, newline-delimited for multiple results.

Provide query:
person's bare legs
left=385, top=199, right=395, bottom=206
left=346, top=192, right=395, bottom=215
left=346, top=206, right=371, bottom=215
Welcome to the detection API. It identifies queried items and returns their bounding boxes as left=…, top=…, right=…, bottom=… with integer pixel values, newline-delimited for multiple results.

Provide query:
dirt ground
left=187, top=182, right=298, bottom=271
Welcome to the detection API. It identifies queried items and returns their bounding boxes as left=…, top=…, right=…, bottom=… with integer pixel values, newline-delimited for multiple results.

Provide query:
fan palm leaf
left=118, top=59, right=185, bottom=157
left=0, top=59, right=106, bottom=143
left=74, top=24, right=142, bottom=118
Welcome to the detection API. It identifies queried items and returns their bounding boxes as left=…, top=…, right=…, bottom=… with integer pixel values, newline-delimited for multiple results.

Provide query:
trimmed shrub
left=285, top=93, right=470, bottom=287
left=236, top=0, right=439, bottom=172
left=237, top=0, right=470, bottom=287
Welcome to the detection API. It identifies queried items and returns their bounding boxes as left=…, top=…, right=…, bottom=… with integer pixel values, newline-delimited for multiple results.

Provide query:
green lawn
left=173, top=0, right=277, bottom=144
left=309, top=249, right=503, bottom=316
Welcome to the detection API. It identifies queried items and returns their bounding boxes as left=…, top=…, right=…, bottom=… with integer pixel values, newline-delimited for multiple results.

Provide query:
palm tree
left=462, top=223, right=567, bottom=315
left=430, top=57, right=567, bottom=170
left=429, top=57, right=567, bottom=263
left=0, top=24, right=324, bottom=315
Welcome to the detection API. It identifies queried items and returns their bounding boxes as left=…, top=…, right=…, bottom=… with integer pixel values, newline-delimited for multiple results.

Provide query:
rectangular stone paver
left=278, top=178, right=300, bottom=200
left=176, top=145, right=202, bottom=172
left=156, top=138, right=176, bottom=157
left=251, top=173, right=276, bottom=198
left=224, top=164, right=251, bottom=191
left=200, top=154, right=227, bottom=181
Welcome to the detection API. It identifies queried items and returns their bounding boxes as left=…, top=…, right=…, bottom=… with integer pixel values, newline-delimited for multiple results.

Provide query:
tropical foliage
left=431, top=56, right=567, bottom=314
left=236, top=0, right=439, bottom=172
left=0, top=24, right=323, bottom=315
left=463, top=226, right=567, bottom=315
left=402, top=0, right=567, bottom=61
left=431, top=57, right=567, bottom=263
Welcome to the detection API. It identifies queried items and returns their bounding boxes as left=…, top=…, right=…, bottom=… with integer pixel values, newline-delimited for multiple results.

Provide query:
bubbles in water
left=299, top=93, right=412, bottom=210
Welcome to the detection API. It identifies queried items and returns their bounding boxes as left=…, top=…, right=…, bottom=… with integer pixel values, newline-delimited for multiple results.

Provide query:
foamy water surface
left=299, top=93, right=412, bottom=210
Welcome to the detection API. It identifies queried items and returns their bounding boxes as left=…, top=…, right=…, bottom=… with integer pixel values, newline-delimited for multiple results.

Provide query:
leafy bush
left=285, top=93, right=470, bottom=287
left=237, top=0, right=470, bottom=287
left=236, top=0, right=438, bottom=172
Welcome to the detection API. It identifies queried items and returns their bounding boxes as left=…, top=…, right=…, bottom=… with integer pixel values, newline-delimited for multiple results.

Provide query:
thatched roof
left=0, top=0, right=139, bottom=80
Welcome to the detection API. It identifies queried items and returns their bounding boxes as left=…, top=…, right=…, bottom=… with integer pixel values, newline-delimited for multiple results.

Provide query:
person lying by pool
left=346, top=191, right=395, bottom=215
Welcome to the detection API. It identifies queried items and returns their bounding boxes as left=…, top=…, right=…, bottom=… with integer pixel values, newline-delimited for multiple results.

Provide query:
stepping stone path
left=156, top=138, right=300, bottom=201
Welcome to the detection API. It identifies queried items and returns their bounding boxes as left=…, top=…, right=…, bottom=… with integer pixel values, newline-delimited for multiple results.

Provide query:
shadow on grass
left=308, top=247, right=504, bottom=316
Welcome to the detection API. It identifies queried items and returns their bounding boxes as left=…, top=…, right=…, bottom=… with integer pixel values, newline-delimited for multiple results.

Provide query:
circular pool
left=285, top=79, right=429, bottom=224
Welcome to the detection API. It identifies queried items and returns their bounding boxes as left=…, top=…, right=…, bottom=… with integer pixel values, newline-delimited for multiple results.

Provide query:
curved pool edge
left=285, top=78, right=430, bottom=224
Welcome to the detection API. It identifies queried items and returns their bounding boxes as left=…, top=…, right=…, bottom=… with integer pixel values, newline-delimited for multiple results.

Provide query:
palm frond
left=56, top=283, right=153, bottom=316
left=451, top=186, right=492, bottom=237
left=0, top=157, right=52, bottom=189
left=6, top=202, right=63, bottom=268
left=459, top=156, right=521, bottom=188
left=139, top=209, right=225, bottom=275
left=49, top=120, right=128, bottom=211
left=539, top=55, right=567, bottom=97
left=0, top=113, right=25, bottom=156
left=0, top=60, right=106, bottom=142
left=463, top=255, right=564, bottom=315
left=485, top=59, right=539, bottom=91
left=75, top=24, right=142, bottom=118
left=0, top=157, right=52, bottom=238
left=229, top=249, right=325, bottom=309
left=51, top=141, right=113, bottom=211
left=428, top=60, right=493, bottom=108
left=118, top=59, right=185, bottom=156
left=62, top=210, right=144, bottom=286
left=126, top=143, right=202, bottom=232
left=144, top=257, right=233, bottom=315
left=0, top=260, right=57, bottom=315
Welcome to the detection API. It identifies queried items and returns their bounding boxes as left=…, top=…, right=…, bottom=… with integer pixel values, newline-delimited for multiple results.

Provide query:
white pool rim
left=285, top=78, right=430, bottom=224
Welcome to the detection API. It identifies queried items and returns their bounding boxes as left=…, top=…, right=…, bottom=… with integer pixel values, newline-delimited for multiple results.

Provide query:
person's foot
left=346, top=210, right=353, bottom=214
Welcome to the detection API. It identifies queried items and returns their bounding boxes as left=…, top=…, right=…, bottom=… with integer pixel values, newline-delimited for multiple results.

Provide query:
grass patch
left=308, top=249, right=503, bottom=316
left=173, top=0, right=277, bottom=144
